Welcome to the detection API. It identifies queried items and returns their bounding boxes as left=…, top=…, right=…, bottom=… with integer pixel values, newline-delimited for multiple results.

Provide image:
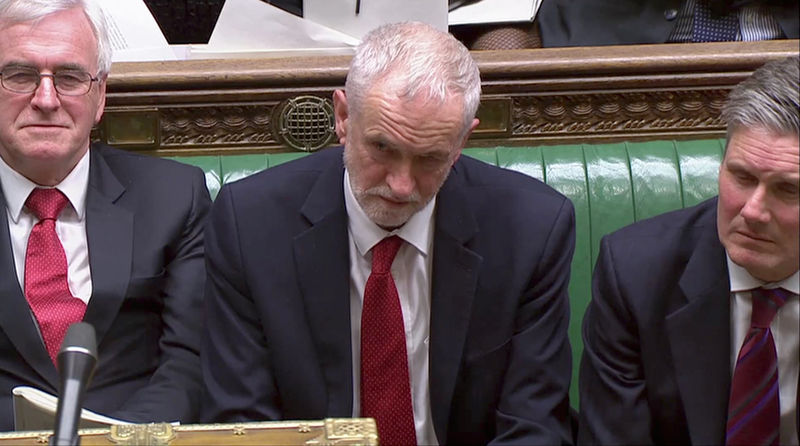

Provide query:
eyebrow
left=1, top=62, right=38, bottom=71
left=1, top=61, right=91, bottom=73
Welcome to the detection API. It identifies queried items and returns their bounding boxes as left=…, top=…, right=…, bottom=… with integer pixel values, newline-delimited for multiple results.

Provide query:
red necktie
left=360, top=236, right=417, bottom=446
left=24, top=188, right=87, bottom=365
left=726, top=287, right=790, bottom=446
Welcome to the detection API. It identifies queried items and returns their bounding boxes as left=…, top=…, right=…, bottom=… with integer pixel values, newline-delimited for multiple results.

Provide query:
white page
left=96, top=0, right=177, bottom=61
left=449, top=0, right=542, bottom=25
left=12, top=386, right=132, bottom=428
left=304, top=0, right=448, bottom=41
left=206, top=0, right=358, bottom=54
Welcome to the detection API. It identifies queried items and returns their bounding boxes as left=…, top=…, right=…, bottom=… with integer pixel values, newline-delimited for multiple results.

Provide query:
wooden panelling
left=98, top=40, right=799, bottom=156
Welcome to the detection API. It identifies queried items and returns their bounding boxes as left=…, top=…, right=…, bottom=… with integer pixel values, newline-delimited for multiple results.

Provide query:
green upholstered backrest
left=475, top=139, right=724, bottom=406
left=168, top=138, right=725, bottom=407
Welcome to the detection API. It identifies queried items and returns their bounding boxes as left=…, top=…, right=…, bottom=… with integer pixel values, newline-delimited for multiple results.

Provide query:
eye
left=731, top=169, right=757, bottom=185
left=776, top=182, right=799, bottom=198
left=368, top=139, right=391, bottom=154
left=55, top=71, right=89, bottom=88
left=2, top=68, right=37, bottom=87
left=422, top=154, right=444, bottom=164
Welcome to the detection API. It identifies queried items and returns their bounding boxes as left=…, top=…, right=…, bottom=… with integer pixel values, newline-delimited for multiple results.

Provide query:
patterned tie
left=24, top=188, right=87, bottom=365
left=693, top=0, right=739, bottom=42
left=726, top=287, right=790, bottom=446
left=360, top=236, right=417, bottom=446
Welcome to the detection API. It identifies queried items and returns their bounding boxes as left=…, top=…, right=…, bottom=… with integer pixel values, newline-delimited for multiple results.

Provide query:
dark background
left=143, top=0, right=302, bottom=44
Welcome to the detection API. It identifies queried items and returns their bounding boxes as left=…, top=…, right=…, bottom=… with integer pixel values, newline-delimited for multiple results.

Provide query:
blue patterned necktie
left=693, top=0, right=739, bottom=42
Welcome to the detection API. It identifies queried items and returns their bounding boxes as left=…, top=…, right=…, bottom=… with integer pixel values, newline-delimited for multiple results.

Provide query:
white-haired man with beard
left=202, top=21, right=575, bottom=445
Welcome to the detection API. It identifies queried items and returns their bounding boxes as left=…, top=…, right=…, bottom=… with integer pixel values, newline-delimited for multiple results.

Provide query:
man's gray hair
left=722, top=56, right=799, bottom=142
left=0, top=0, right=113, bottom=76
left=345, top=21, right=481, bottom=136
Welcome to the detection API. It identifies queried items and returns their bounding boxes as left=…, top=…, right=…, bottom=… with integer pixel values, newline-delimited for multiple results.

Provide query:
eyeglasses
left=0, top=67, right=99, bottom=96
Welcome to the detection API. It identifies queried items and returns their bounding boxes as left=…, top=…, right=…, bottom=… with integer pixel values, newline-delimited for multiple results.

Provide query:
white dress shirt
left=344, top=169, right=439, bottom=445
left=0, top=151, right=92, bottom=304
left=728, top=256, right=799, bottom=446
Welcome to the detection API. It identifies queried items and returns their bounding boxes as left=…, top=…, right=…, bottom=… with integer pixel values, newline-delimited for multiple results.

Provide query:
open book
left=12, top=386, right=131, bottom=431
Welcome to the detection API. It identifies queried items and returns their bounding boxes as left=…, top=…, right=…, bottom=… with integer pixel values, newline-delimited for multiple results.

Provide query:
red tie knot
left=371, top=236, right=403, bottom=274
left=26, top=188, right=69, bottom=221
left=750, top=287, right=789, bottom=328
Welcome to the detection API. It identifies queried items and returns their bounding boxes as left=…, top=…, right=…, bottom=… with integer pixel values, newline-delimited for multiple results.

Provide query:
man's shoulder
left=599, top=197, right=721, bottom=275
left=443, top=156, right=573, bottom=245
left=607, top=197, right=718, bottom=243
left=91, top=143, right=203, bottom=178
left=226, top=147, right=341, bottom=192
left=452, top=155, right=568, bottom=203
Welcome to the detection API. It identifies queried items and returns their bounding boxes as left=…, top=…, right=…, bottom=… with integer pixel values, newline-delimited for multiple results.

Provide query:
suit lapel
left=294, top=158, right=353, bottom=417
left=428, top=172, right=482, bottom=444
left=81, top=147, right=133, bottom=345
left=0, top=189, right=58, bottom=386
left=666, top=215, right=731, bottom=445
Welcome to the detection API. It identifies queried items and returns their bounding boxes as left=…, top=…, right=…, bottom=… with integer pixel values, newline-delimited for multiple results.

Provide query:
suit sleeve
left=577, top=236, right=654, bottom=444
left=492, top=197, right=575, bottom=445
left=200, top=185, right=282, bottom=422
left=110, top=167, right=211, bottom=423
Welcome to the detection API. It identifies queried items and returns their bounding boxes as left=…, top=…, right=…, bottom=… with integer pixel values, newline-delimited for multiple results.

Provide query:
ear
left=94, top=74, right=108, bottom=124
left=333, top=89, right=349, bottom=145
left=452, top=118, right=480, bottom=163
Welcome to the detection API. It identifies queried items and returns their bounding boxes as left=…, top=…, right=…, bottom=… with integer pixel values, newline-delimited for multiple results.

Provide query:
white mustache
left=365, top=185, right=421, bottom=204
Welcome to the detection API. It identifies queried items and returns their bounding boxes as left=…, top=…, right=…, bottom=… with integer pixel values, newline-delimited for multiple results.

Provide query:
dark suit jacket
left=538, top=0, right=799, bottom=47
left=0, top=143, right=210, bottom=430
left=578, top=197, right=799, bottom=444
left=202, top=147, right=575, bottom=445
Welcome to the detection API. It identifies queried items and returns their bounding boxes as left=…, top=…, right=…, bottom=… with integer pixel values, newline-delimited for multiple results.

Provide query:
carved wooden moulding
left=96, top=97, right=337, bottom=156
left=507, top=88, right=729, bottom=141
left=96, top=87, right=730, bottom=155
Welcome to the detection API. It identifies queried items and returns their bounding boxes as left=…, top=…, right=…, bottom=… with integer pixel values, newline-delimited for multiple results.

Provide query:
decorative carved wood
left=99, top=40, right=798, bottom=156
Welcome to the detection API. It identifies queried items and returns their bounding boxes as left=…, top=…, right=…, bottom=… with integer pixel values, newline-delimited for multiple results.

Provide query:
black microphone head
left=53, top=322, right=98, bottom=445
left=58, top=322, right=97, bottom=360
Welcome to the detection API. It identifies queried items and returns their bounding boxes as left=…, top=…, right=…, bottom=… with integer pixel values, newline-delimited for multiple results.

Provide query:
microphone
left=51, top=322, right=98, bottom=446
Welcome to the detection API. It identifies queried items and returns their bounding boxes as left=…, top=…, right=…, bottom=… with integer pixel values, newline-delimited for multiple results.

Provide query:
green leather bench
left=167, top=138, right=725, bottom=407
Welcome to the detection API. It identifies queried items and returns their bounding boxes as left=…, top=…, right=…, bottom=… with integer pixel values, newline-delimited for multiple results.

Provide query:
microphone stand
left=50, top=323, right=98, bottom=446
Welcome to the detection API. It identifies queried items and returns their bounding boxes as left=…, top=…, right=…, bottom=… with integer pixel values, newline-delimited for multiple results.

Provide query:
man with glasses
left=0, top=0, right=210, bottom=430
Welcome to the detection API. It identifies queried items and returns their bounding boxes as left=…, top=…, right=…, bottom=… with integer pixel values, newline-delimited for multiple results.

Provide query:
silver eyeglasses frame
left=0, top=67, right=100, bottom=96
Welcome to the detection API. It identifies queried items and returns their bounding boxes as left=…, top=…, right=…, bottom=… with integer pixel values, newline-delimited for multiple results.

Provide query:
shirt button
left=664, top=8, right=678, bottom=20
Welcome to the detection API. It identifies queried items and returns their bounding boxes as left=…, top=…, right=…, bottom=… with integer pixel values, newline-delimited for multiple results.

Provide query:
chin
left=366, top=208, right=412, bottom=229
left=728, top=248, right=790, bottom=282
left=371, top=213, right=411, bottom=229
left=360, top=198, right=416, bottom=228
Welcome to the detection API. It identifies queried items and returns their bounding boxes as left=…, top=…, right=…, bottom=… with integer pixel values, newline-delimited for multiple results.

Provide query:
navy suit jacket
left=202, top=147, right=576, bottom=445
left=0, top=143, right=210, bottom=430
left=579, top=197, right=799, bottom=444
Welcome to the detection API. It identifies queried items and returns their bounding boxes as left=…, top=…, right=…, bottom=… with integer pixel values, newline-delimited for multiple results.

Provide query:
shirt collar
left=726, top=253, right=800, bottom=294
left=344, top=168, right=435, bottom=258
left=0, top=149, right=90, bottom=222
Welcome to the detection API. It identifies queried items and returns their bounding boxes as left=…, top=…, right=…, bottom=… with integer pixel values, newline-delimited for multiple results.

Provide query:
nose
left=739, top=184, right=770, bottom=225
left=385, top=162, right=415, bottom=199
left=30, top=75, right=60, bottom=111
